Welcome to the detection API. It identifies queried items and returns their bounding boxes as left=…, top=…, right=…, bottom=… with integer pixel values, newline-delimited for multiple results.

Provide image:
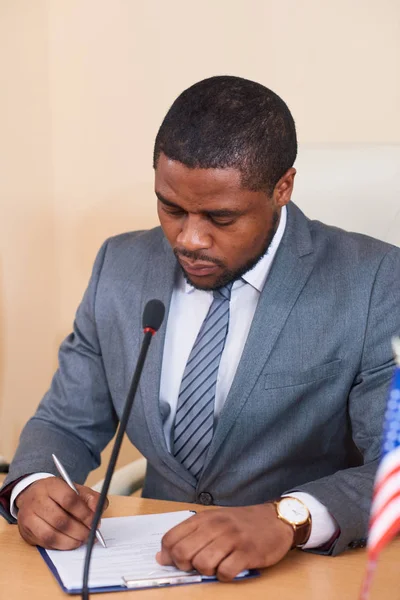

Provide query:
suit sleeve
left=1, top=240, right=118, bottom=504
left=291, top=246, right=400, bottom=555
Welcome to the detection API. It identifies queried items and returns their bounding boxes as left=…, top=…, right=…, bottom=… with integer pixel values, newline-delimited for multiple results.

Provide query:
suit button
left=198, top=492, right=213, bottom=505
left=348, top=539, right=366, bottom=549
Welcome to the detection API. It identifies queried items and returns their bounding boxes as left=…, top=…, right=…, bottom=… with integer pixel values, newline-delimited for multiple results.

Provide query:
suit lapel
left=203, top=203, right=317, bottom=471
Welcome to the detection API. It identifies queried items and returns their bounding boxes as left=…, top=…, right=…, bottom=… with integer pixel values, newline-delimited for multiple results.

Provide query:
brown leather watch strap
left=292, top=518, right=312, bottom=548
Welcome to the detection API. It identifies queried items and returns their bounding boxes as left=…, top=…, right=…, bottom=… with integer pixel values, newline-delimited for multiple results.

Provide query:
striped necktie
left=172, top=282, right=233, bottom=478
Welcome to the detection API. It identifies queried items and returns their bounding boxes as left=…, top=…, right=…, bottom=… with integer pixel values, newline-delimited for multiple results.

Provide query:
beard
left=174, top=210, right=280, bottom=291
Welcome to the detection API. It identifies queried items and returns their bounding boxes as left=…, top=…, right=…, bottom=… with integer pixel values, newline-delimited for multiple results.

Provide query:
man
left=1, top=76, right=399, bottom=581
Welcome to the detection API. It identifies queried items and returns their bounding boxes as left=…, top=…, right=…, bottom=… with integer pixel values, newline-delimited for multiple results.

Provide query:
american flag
left=360, top=337, right=400, bottom=599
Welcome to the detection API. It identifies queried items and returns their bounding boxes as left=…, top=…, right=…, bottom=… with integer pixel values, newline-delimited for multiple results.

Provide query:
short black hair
left=153, top=75, right=297, bottom=195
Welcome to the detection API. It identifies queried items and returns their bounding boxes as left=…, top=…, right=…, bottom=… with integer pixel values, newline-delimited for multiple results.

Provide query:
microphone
left=82, top=299, right=165, bottom=600
left=142, top=298, right=165, bottom=333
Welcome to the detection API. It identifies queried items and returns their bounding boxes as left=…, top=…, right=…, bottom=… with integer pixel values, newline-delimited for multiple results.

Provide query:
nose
left=176, top=215, right=212, bottom=253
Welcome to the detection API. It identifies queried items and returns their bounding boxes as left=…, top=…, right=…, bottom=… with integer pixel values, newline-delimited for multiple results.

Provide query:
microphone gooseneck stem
left=82, top=330, right=154, bottom=600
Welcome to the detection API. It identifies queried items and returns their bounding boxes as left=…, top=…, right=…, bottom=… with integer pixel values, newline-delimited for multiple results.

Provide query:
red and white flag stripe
left=368, top=445, right=400, bottom=558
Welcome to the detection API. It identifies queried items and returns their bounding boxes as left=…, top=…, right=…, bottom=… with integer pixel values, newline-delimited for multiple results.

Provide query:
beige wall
left=1, top=0, right=399, bottom=481
left=0, top=1, right=57, bottom=462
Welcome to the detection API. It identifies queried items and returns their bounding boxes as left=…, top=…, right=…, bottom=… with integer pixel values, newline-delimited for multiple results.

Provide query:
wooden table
left=0, top=496, right=399, bottom=600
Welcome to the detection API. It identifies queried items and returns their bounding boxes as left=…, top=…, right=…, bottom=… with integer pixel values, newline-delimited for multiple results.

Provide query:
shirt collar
left=180, top=205, right=287, bottom=295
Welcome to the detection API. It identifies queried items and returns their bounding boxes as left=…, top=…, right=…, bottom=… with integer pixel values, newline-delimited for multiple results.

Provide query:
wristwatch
left=273, top=496, right=312, bottom=549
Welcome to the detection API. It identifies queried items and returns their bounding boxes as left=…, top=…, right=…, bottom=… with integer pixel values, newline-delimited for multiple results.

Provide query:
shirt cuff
left=282, top=491, right=338, bottom=549
left=10, top=473, right=55, bottom=519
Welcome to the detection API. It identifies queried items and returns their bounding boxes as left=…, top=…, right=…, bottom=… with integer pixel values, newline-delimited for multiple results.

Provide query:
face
left=155, top=153, right=295, bottom=290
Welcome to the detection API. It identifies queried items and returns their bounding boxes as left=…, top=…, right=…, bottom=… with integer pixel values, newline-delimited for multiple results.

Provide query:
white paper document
left=44, top=510, right=197, bottom=591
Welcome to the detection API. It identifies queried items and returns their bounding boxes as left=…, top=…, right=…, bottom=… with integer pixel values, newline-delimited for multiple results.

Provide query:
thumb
left=76, top=485, right=110, bottom=513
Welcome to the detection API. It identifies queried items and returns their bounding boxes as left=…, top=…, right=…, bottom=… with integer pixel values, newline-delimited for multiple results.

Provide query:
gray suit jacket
left=2, top=202, right=400, bottom=555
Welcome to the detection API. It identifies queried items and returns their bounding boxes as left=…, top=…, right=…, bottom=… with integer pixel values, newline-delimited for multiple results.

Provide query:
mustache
left=173, top=248, right=225, bottom=269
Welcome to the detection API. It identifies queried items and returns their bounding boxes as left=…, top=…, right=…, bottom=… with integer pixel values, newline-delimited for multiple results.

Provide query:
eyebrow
left=155, top=191, right=245, bottom=218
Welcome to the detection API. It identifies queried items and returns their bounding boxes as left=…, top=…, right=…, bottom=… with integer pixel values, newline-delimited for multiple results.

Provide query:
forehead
left=155, top=153, right=250, bottom=206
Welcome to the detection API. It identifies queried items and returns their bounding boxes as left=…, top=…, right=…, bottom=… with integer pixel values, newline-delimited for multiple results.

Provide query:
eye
left=209, top=216, right=235, bottom=227
left=162, top=206, right=185, bottom=217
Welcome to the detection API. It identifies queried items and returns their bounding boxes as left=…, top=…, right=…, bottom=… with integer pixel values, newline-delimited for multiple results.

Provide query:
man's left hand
left=156, top=503, right=294, bottom=581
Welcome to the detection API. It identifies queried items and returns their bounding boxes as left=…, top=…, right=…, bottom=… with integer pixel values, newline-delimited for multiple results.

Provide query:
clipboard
left=37, top=511, right=260, bottom=594
left=38, top=546, right=259, bottom=594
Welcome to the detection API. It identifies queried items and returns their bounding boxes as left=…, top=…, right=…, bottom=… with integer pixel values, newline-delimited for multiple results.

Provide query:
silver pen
left=52, top=453, right=107, bottom=548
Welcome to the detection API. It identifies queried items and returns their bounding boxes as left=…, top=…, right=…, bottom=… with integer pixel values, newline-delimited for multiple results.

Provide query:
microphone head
left=142, top=299, right=165, bottom=332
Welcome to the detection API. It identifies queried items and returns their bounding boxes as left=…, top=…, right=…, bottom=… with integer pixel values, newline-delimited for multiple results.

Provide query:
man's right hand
left=15, top=477, right=108, bottom=550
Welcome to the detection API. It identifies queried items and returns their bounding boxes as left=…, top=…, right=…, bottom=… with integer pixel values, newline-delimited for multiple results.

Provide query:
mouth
left=178, top=257, right=220, bottom=277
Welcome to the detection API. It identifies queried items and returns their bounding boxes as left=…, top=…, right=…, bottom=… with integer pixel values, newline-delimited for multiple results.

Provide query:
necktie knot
left=213, top=281, right=234, bottom=302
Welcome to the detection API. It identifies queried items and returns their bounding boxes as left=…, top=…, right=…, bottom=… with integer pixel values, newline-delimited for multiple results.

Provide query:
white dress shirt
left=11, top=206, right=337, bottom=547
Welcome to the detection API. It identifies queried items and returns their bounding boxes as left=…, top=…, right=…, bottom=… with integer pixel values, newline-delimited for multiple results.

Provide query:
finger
left=156, top=529, right=200, bottom=570
left=158, top=519, right=226, bottom=572
left=216, top=550, right=249, bottom=582
left=19, top=512, right=83, bottom=550
left=157, top=517, right=199, bottom=566
left=37, top=499, right=91, bottom=543
left=49, top=482, right=96, bottom=528
left=158, top=532, right=208, bottom=571
left=191, top=536, right=236, bottom=577
left=18, top=512, right=43, bottom=546
left=161, top=515, right=199, bottom=549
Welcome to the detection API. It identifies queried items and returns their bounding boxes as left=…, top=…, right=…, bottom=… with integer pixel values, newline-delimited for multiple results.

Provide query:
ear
left=272, top=168, right=296, bottom=208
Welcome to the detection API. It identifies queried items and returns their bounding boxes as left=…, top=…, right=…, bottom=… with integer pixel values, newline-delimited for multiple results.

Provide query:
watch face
left=278, top=497, right=309, bottom=525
